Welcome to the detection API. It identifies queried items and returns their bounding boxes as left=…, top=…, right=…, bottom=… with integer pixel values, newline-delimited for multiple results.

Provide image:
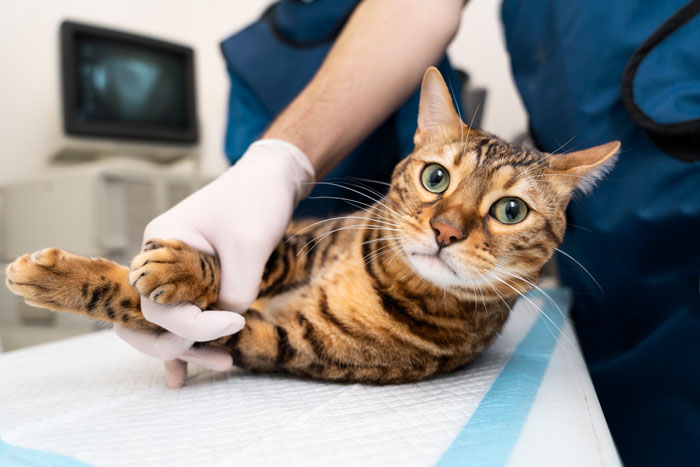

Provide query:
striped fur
left=5, top=68, right=619, bottom=384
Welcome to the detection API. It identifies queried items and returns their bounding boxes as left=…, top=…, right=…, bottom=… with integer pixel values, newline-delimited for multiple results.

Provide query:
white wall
left=0, top=0, right=527, bottom=184
left=449, top=0, right=528, bottom=140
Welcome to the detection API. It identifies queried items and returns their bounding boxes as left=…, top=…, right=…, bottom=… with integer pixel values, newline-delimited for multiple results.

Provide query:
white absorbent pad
left=0, top=289, right=620, bottom=466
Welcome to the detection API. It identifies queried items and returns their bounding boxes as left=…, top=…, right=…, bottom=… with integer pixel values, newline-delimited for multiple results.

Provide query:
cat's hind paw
left=5, top=248, right=116, bottom=311
left=129, top=239, right=220, bottom=309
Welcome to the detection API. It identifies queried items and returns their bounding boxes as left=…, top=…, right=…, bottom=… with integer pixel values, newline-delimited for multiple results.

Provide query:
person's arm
left=266, top=0, right=463, bottom=178
left=117, top=0, right=465, bottom=388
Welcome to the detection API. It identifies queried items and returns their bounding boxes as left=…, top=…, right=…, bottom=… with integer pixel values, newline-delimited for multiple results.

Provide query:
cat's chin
left=406, top=251, right=490, bottom=290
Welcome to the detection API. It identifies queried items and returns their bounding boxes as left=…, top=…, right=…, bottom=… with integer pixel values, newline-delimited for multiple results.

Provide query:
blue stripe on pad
left=0, top=437, right=91, bottom=467
left=436, top=288, right=570, bottom=467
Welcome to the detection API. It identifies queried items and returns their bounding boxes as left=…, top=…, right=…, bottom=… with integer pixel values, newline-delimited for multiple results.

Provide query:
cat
left=5, top=67, right=619, bottom=384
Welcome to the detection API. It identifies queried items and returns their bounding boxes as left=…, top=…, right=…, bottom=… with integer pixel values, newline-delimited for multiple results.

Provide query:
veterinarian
left=117, top=1, right=700, bottom=465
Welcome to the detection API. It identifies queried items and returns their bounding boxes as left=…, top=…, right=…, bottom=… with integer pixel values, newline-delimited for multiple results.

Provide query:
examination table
left=0, top=289, right=620, bottom=466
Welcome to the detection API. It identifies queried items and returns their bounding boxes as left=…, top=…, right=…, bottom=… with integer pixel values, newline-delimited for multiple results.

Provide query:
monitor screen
left=61, top=21, right=197, bottom=143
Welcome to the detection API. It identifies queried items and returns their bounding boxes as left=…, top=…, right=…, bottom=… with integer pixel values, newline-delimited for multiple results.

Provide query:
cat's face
left=387, top=68, right=619, bottom=295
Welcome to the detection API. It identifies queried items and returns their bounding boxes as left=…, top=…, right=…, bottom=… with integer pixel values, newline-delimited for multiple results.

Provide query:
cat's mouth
left=403, top=243, right=493, bottom=289
left=405, top=249, right=471, bottom=289
left=410, top=252, right=458, bottom=276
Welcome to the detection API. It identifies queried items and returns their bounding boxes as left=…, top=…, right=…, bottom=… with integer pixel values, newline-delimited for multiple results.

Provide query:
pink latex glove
left=115, top=139, right=315, bottom=388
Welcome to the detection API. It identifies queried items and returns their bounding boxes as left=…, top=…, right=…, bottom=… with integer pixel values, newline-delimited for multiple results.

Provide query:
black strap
left=620, top=0, right=700, bottom=162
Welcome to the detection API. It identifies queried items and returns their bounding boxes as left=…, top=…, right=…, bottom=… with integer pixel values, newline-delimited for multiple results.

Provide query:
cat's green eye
left=421, top=164, right=450, bottom=194
left=491, top=197, right=528, bottom=224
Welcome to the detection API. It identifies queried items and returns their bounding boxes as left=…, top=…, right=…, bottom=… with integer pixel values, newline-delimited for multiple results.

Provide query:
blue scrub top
left=502, top=1, right=700, bottom=465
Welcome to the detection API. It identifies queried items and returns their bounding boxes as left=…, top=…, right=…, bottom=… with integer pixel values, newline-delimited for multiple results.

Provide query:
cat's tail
left=5, top=248, right=161, bottom=333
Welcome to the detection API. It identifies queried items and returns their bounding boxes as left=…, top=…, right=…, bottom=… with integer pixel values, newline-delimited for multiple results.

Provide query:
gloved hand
left=115, top=139, right=315, bottom=388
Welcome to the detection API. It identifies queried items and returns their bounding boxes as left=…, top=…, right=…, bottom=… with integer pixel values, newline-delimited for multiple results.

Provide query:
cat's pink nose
left=431, top=220, right=463, bottom=247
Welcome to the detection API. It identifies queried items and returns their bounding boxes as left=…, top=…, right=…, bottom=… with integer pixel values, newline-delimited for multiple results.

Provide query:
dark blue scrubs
left=502, top=1, right=700, bottom=465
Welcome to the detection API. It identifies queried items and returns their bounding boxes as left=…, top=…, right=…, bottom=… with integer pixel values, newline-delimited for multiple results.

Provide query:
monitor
left=58, top=21, right=198, bottom=162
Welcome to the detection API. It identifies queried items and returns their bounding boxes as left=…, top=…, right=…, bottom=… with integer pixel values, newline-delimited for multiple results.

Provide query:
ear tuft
left=415, top=67, right=464, bottom=146
left=547, top=141, right=621, bottom=195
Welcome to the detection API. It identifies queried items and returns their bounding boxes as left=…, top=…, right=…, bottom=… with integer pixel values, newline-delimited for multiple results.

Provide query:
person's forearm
left=263, top=0, right=464, bottom=179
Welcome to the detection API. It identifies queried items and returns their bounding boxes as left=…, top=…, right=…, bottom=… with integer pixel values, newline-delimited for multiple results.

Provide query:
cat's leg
left=209, top=307, right=362, bottom=379
left=5, top=248, right=158, bottom=332
left=208, top=305, right=438, bottom=384
left=206, top=277, right=448, bottom=384
left=130, top=217, right=337, bottom=308
left=126, top=237, right=337, bottom=376
left=128, top=230, right=321, bottom=307
left=125, top=239, right=329, bottom=376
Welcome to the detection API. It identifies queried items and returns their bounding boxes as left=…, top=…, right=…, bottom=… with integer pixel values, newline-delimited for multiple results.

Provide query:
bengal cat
left=5, top=68, right=619, bottom=384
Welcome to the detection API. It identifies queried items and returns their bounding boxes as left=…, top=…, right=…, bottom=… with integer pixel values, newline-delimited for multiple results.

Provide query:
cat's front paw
left=129, top=239, right=219, bottom=309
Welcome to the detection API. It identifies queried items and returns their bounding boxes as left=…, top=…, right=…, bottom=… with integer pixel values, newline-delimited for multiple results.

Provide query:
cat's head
left=388, top=67, right=619, bottom=295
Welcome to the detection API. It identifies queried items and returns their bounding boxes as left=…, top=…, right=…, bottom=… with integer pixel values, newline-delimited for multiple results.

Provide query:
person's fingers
left=164, top=359, right=188, bottom=389
left=215, top=245, right=265, bottom=312
left=140, top=300, right=246, bottom=342
left=180, top=346, right=234, bottom=371
left=216, top=285, right=258, bottom=315
left=114, top=324, right=193, bottom=360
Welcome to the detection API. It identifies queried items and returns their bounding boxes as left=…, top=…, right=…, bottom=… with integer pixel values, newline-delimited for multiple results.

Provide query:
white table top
left=0, top=288, right=620, bottom=466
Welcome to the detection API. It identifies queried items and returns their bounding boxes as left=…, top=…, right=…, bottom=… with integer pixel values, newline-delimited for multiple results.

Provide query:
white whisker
left=289, top=216, right=399, bottom=241
left=553, top=247, right=603, bottom=294
left=481, top=269, right=574, bottom=353
left=306, top=193, right=403, bottom=224
left=309, top=181, right=407, bottom=222
left=492, top=264, right=571, bottom=328
left=297, top=225, right=401, bottom=258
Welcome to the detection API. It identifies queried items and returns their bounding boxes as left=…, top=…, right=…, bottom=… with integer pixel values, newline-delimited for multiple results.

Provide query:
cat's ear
left=546, top=141, right=621, bottom=195
left=414, top=67, right=465, bottom=147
